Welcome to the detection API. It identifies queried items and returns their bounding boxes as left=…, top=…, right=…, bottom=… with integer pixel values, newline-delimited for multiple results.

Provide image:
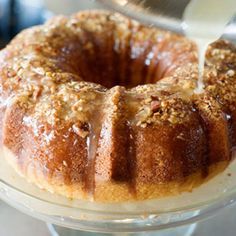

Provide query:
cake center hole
left=72, top=47, right=167, bottom=89
left=64, top=36, right=184, bottom=89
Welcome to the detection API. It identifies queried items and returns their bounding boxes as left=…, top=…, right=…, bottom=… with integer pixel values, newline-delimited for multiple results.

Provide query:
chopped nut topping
left=226, top=70, right=235, bottom=77
left=72, top=123, right=89, bottom=138
left=0, top=11, right=235, bottom=136
left=63, top=160, right=68, bottom=167
left=151, top=100, right=161, bottom=113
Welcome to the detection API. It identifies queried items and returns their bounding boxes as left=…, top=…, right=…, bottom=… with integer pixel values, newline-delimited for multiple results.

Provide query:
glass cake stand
left=1, top=151, right=236, bottom=236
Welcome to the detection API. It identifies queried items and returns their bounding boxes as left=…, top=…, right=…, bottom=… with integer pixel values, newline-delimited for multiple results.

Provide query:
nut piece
left=151, top=100, right=161, bottom=113
left=72, top=123, right=89, bottom=138
left=226, top=70, right=235, bottom=77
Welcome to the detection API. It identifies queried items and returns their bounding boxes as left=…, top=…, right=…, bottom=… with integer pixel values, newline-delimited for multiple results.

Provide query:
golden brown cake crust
left=0, top=11, right=236, bottom=202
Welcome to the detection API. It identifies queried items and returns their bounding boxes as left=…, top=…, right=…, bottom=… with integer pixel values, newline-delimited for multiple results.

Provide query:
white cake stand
left=1, top=151, right=236, bottom=236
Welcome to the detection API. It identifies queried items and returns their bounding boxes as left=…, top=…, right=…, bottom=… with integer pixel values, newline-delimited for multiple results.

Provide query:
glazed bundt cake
left=0, top=11, right=236, bottom=202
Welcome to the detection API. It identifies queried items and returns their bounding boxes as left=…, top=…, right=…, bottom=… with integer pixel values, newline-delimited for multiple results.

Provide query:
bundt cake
left=0, top=11, right=236, bottom=202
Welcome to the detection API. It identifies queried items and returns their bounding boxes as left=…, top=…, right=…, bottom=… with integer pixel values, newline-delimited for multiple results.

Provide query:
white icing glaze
left=183, top=0, right=235, bottom=94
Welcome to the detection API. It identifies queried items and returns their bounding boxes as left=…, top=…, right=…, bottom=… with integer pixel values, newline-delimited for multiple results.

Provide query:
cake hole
left=74, top=53, right=165, bottom=89
left=63, top=42, right=174, bottom=89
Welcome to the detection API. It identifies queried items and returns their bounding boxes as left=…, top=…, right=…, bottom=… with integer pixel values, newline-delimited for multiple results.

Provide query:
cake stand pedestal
left=47, top=223, right=197, bottom=236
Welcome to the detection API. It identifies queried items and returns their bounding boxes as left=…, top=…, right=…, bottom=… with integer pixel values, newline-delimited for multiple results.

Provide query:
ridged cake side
left=0, top=11, right=236, bottom=202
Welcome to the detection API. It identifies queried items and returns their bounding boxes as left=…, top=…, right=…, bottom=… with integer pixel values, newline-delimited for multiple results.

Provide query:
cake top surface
left=0, top=11, right=235, bottom=139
